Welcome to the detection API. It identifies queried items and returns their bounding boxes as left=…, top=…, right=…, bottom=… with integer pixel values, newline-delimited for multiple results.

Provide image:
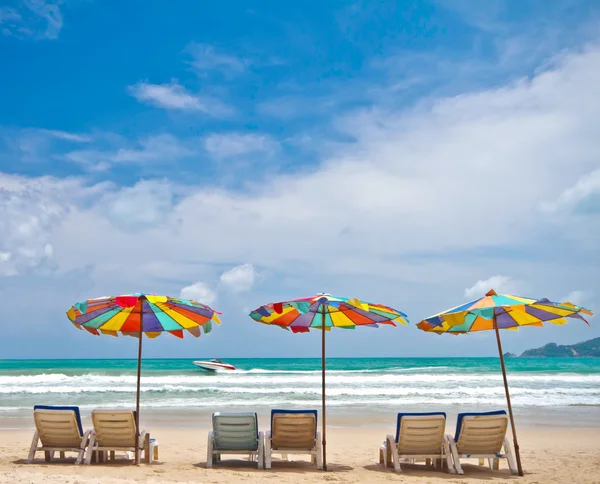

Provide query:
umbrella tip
left=486, top=289, right=497, bottom=296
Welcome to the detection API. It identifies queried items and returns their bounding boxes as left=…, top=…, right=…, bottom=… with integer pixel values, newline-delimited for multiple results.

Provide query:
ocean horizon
left=2, top=357, right=599, bottom=429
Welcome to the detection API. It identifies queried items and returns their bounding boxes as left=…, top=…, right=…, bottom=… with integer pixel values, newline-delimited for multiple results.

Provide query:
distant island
left=519, top=337, right=600, bottom=357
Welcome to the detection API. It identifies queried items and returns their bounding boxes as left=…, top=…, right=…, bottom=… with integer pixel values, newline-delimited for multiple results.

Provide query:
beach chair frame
left=379, top=412, right=454, bottom=473
left=28, top=406, right=91, bottom=465
left=445, top=411, right=518, bottom=475
left=85, top=410, right=157, bottom=464
left=265, top=410, right=322, bottom=470
left=207, top=412, right=264, bottom=469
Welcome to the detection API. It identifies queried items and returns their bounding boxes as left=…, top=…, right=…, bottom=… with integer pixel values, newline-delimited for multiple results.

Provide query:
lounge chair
left=207, top=412, right=264, bottom=469
left=265, top=409, right=322, bottom=470
left=27, top=405, right=91, bottom=464
left=380, top=412, right=453, bottom=473
left=445, top=410, right=518, bottom=474
left=85, top=409, right=158, bottom=464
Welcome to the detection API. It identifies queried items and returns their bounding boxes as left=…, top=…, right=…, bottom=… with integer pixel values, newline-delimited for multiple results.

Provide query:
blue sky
left=0, top=0, right=598, bottom=359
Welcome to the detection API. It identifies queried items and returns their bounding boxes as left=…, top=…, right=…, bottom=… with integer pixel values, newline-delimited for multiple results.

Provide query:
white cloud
left=129, top=81, right=233, bottom=117
left=542, top=169, right=600, bottom=213
left=204, top=133, right=279, bottom=159
left=3, top=45, right=600, bottom=311
left=219, top=264, right=256, bottom=292
left=65, top=134, right=197, bottom=170
left=180, top=282, right=217, bottom=306
left=186, top=43, right=246, bottom=76
left=0, top=173, right=106, bottom=277
left=561, top=290, right=590, bottom=306
left=100, top=180, right=174, bottom=230
left=41, top=129, right=92, bottom=143
left=464, top=276, right=522, bottom=299
left=0, top=1, right=63, bottom=40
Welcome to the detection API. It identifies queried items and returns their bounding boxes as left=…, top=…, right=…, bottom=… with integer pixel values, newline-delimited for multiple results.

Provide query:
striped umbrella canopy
left=417, top=289, right=593, bottom=476
left=67, top=293, right=220, bottom=338
left=416, top=291, right=593, bottom=334
left=249, top=293, right=408, bottom=332
left=249, top=293, right=408, bottom=470
left=67, top=293, right=221, bottom=463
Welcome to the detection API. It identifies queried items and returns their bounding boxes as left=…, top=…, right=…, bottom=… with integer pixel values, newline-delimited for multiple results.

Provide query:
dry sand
left=1, top=426, right=600, bottom=483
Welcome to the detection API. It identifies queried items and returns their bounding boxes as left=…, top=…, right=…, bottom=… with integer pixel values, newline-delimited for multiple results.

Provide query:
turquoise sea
left=1, top=357, right=599, bottom=429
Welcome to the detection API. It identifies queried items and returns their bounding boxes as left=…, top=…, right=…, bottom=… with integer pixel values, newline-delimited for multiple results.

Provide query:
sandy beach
left=1, top=422, right=599, bottom=484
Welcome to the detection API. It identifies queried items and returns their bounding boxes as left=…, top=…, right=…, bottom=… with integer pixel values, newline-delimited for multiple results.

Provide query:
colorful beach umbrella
left=249, top=293, right=408, bottom=470
left=416, top=289, right=593, bottom=476
left=67, top=293, right=221, bottom=464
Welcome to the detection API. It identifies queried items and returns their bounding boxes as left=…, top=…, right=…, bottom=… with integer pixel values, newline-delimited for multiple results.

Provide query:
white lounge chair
left=265, top=409, right=322, bottom=470
left=27, top=405, right=91, bottom=464
left=445, top=410, right=518, bottom=475
left=85, top=410, right=158, bottom=464
left=207, top=412, right=264, bottom=469
left=380, top=412, right=453, bottom=473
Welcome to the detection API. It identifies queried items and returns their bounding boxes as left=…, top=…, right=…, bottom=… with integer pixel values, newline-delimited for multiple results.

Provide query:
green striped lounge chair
left=207, top=412, right=264, bottom=469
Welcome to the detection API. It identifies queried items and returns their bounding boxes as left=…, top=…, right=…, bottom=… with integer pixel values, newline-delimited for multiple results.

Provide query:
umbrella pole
left=134, top=307, right=143, bottom=465
left=321, top=306, right=327, bottom=471
left=494, top=315, right=523, bottom=476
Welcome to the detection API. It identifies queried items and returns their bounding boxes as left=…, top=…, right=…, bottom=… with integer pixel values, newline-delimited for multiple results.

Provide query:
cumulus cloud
left=100, top=180, right=175, bottom=230
left=180, top=282, right=217, bottom=306
left=4, top=45, right=600, bottom=302
left=129, top=81, right=233, bottom=117
left=219, top=264, right=256, bottom=292
left=0, top=173, right=105, bottom=277
left=464, top=275, right=522, bottom=299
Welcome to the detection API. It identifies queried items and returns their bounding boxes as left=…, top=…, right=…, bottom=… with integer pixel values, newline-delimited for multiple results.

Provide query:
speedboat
left=193, top=359, right=236, bottom=372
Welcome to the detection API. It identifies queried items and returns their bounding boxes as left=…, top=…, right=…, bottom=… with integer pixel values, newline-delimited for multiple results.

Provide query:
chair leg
left=449, top=442, right=463, bottom=475
left=27, top=432, right=39, bottom=463
left=443, top=437, right=455, bottom=474
left=504, top=438, right=518, bottom=475
left=258, top=443, right=264, bottom=469
left=207, top=432, right=213, bottom=469
left=316, top=439, right=323, bottom=471
left=386, top=436, right=401, bottom=473
left=85, top=436, right=96, bottom=465
left=265, top=433, right=272, bottom=469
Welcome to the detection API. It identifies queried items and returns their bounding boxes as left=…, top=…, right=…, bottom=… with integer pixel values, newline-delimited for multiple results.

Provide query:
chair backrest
left=395, top=412, right=446, bottom=455
left=91, top=410, right=137, bottom=448
left=454, top=410, right=508, bottom=454
left=33, top=406, right=83, bottom=447
left=271, top=409, right=317, bottom=450
left=212, top=412, right=259, bottom=451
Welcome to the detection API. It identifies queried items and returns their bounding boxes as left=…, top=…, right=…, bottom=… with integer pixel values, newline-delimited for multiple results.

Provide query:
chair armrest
left=139, top=430, right=148, bottom=449
left=81, top=430, right=92, bottom=449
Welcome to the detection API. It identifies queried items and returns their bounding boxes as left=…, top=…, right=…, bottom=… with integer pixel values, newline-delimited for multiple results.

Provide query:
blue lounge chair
left=28, top=405, right=91, bottom=464
left=207, top=412, right=264, bottom=469
left=266, top=409, right=322, bottom=469
left=380, top=412, right=453, bottom=473
left=445, top=410, right=518, bottom=474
